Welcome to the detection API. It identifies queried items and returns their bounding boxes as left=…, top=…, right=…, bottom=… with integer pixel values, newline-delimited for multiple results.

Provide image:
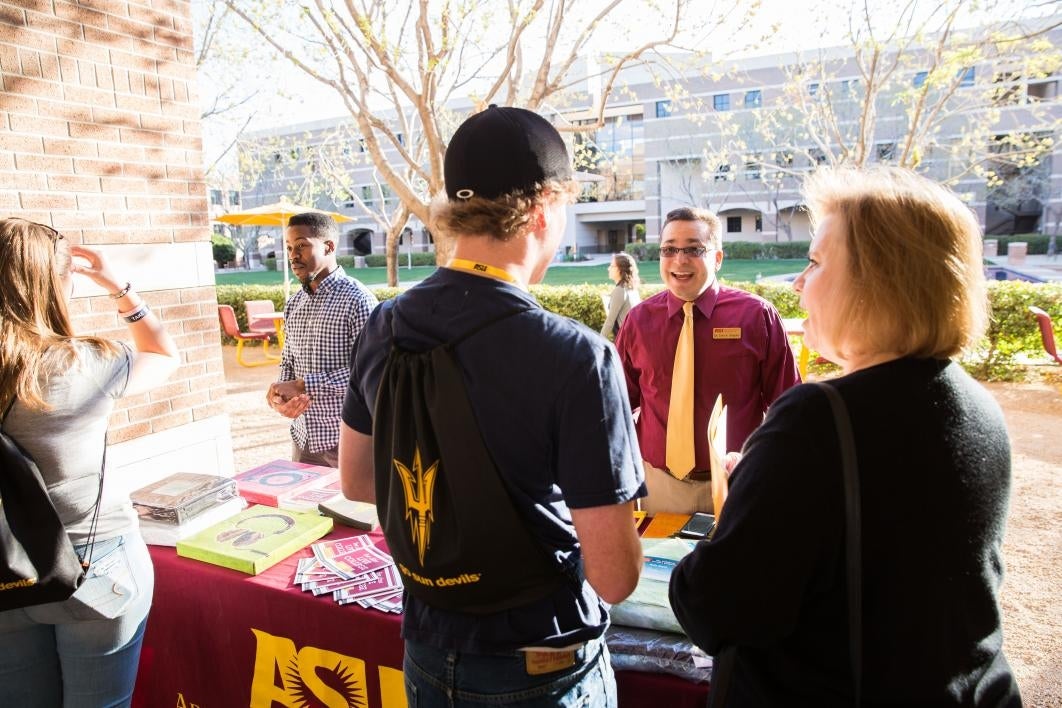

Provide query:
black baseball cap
left=444, top=105, right=573, bottom=201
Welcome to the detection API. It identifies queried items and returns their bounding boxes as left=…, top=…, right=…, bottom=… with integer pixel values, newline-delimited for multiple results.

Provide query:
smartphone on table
left=676, top=512, right=716, bottom=540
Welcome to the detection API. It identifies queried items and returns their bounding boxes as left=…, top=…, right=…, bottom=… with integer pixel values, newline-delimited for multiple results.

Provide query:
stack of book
left=233, top=459, right=380, bottom=530
left=130, top=472, right=246, bottom=546
left=176, top=505, right=334, bottom=575
left=293, top=535, right=402, bottom=612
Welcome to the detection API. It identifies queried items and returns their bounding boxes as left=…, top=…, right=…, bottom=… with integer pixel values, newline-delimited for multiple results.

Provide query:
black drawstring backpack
left=372, top=308, right=568, bottom=614
left=0, top=399, right=102, bottom=611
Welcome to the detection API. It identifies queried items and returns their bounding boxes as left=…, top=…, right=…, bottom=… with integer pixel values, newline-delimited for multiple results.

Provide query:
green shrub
left=625, top=242, right=659, bottom=261
left=214, top=280, right=1062, bottom=379
left=264, top=257, right=277, bottom=272
left=986, top=234, right=1053, bottom=257
left=363, top=253, right=437, bottom=268
left=211, top=234, right=236, bottom=268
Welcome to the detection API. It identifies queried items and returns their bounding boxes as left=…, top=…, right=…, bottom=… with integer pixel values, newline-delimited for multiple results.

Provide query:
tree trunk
left=385, top=222, right=402, bottom=287
left=433, top=230, right=456, bottom=268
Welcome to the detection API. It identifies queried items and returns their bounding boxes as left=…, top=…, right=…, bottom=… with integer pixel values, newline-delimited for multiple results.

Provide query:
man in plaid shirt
left=266, top=212, right=378, bottom=467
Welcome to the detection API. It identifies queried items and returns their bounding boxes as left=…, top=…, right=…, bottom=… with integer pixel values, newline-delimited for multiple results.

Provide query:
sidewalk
left=985, top=253, right=1062, bottom=282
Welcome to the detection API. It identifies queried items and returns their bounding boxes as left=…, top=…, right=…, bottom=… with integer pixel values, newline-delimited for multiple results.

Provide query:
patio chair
left=244, top=299, right=278, bottom=336
left=218, top=305, right=276, bottom=368
left=1029, top=306, right=1062, bottom=365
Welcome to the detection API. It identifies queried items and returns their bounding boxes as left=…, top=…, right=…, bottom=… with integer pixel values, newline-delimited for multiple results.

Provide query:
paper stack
left=294, top=535, right=403, bottom=612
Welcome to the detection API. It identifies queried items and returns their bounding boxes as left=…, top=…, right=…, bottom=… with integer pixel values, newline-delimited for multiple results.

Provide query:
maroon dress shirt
left=615, top=282, right=800, bottom=470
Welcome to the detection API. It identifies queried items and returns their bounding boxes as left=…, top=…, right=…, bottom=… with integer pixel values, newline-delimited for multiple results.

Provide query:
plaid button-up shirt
left=279, top=267, right=378, bottom=453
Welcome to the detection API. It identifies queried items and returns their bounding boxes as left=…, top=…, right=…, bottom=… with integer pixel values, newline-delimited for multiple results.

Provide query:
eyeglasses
left=659, top=245, right=709, bottom=258
left=14, top=218, right=63, bottom=243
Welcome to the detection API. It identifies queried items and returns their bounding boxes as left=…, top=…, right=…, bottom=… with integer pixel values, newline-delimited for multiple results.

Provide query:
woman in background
left=669, top=168, right=1020, bottom=707
left=0, top=218, right=180, bottom=707
left=600, top=252, right=641, bottom=339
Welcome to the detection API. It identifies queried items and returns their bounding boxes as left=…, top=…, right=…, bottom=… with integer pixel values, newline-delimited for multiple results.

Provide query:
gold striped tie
left=666, top=301, right=696, bottom=479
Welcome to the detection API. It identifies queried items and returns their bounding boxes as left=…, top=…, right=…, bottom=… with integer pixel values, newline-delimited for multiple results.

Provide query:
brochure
left=233, top=460, right=337, bottom=507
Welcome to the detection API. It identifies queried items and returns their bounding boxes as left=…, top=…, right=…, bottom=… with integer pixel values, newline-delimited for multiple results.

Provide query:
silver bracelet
left=121, top=304, right=150, bottom=323
left=109, top=282, right=132, bottom=299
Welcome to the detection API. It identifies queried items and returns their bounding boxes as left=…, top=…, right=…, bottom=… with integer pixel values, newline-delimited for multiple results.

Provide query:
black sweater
left=669, top=358, right=1021, bottom=707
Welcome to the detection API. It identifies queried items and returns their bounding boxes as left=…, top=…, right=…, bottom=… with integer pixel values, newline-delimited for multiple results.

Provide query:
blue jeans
left=403, top=636, right=616, bottom=707
left=0, top=533, right=154, bottom=708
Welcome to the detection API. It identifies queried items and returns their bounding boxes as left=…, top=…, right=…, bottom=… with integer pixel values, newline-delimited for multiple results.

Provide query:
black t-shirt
left=669, top=358, right=1020, bottom=707
left=344, top=268, right=646, bottom=652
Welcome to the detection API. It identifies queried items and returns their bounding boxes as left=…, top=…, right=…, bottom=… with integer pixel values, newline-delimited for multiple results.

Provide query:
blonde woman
left=669, top=168, right=1020, bottom=706
left=0, top=218, right=179, bottom=706
left=600, top=252, right=641, bottom=339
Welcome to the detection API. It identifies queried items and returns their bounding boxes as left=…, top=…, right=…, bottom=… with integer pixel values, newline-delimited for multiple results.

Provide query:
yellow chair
left=218, top=305, right=277, bottom=368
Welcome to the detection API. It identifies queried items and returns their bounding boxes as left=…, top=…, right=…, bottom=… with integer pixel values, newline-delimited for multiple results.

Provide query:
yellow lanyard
left=447, top=258, right=517, bottom=284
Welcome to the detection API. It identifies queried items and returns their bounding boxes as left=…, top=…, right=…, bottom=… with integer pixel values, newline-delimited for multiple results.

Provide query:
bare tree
left=219, top=0, right=747, bottom=285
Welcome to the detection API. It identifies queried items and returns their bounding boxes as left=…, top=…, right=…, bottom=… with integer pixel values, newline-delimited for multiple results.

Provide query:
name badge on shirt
left=713, top=327, right=742, bottom=340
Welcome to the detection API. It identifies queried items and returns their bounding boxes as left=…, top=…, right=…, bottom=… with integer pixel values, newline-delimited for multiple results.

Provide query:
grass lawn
left=216, top=259, right=807, bottom=288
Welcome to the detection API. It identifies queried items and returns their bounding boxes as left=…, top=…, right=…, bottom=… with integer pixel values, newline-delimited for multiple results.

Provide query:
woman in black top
left=669, top=167, right=1021, bottom=707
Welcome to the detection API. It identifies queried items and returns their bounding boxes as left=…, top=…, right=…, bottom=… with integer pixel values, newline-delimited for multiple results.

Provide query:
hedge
left=982, top=234, right=1055, bottom=257
left=626, top=240, right=811, bottom=261
left=215, top=279, right=1062, bottom=380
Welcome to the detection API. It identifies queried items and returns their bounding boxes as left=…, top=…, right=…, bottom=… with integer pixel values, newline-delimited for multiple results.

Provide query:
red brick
left=44, top=137, right=99, bottom=157
left=147, top=380, right=190, bottom=402
left=50, top=174, right=103, bottom=192
left=0, top=90, right=37, bottom=113
left=128, top=71, right=146, bottom=95
left=0, top=191, right=19, bottom=210
left=77, top=60, right=97, bottom=87
left=143, top=73, right=159, bottom=97
left=153, top=26, right=189, bottom=50
left=10, top=111, right=66, bottom=136
left=150, top=211, right=189, bottom=227
left=103, top=211, right=150, bottom=227
left=120, top=126, right=165, bottom=145
left=63, top=84, right=116, bottom=107
left=107, top=143, right=146, bottom=161
left=69, top=121, right=121, bottom=141
left=138, top=113, right=179, bottom=132
left=7, top=26, right=57, bottom=53
left=128, top=400, right=173, bottom=422
left=24, top=9, right=85, bottom=38
left=150, top=409, right=193, bottom=433
left=110, top=67, right=129, bottom=93
left=172, top=226, right=205, bottom=242
left=191, top=401, right=226, bottom=422
left=0, top=4, right=27, bottom=27
left=125, top=195, right=167, bottom=211
left=80, top=0, right=131, bottom=16
left=15, top=153, right=73, bottom=173
left=172, top=79, right=187, bottom=102
left=100, top=176, right=149, bottom=193
left=0, top=132, right=45, bottom=153
left=54, top=0, right=108, bottom=28
left=0, top=44, right=19, bottom=73
left=115, top=92, right=161, bottom=114
left=83, top=26, right=137, bottom=54
left=19, top=49, right=42, bottom=78
left=110, top=47, right=163, bottom=71
left=75, top=194, right=125, bottom=211
left=107, top=14, right=157, bottom=43
left=122, top=162, right=165, bottom=178
left=7, top=75, right=63, bottom=99
left=128, top=4, right=172, bottom=29
left=0, top=153, right=13, bottom=170
left=91, top=107, right=139, bottom=127
left=143, top=146, right=185, bottom=163
left=180, top=286, right=217, bottom=304
left=73, top=157, right=123, bottom=175
left=108, top=422, right=151, bottom=444
left=37, top=97, right=92, bottom=122
left=158, top=77, right=173, bottom=100
left=21, top=192, right=77, bottom=210
left=0, top=171, right=45, bottom=191
left=52, top=211, right=105, bottom=230
left=95, top=64, right=114, bottom=90
left=168, top=389, right=210, bottom=410
left=39, top=54, right=60, bottom=81
left=55, top=37, right=108, bottom=64
left=57, top=56, right=79, bottom=84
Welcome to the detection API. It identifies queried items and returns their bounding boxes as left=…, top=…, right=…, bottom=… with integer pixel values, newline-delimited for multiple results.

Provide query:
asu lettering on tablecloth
left=249, top=628, right=405, bottom=708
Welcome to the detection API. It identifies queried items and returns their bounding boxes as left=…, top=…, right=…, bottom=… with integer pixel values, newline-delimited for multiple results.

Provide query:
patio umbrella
left=215, top=199, right=354, bottom=300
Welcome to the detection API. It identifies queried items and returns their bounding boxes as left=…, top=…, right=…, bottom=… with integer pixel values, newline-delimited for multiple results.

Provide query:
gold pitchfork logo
left=394, top=447, right=439, bottom=566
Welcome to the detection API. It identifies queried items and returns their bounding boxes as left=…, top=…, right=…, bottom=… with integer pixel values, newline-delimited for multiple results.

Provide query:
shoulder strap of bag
left=815, top=382, right=863, bottom=707
left=1, top=396, right=104, bottom=569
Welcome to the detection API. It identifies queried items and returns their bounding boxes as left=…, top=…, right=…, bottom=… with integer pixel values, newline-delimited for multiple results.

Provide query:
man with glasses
left=615, top=207, right=799, bottom=514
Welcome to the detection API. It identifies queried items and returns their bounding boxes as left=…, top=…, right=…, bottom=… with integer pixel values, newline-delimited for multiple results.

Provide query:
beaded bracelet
left=109, top=282, right=132, bottom=299
left=120, top=303, right=150, bottom=323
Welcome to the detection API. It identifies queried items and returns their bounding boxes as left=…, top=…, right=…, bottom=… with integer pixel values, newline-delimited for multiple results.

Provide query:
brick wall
left=0, top=0, right=236, bottom=478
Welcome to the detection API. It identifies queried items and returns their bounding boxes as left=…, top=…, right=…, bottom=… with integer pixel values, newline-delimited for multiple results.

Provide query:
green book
left=176, top=504, right=333, bottom=575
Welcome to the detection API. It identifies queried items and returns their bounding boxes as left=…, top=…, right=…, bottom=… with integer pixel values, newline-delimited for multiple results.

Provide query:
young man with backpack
left=339, top=105, right=645, bottom=707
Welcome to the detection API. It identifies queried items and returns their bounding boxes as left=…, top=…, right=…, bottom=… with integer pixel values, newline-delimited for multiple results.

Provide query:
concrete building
left=238, top=20, right=1062, bottom=259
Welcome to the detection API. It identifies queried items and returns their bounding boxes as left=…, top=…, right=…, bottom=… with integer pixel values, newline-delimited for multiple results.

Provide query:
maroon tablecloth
left=133, top=526, right=709, bottom=707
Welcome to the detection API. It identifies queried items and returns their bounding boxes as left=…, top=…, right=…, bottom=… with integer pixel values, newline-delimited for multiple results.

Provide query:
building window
left=726, top=216, right=742, bottom=233
left=809, top=148, right=828, bottom=166
left=713, top=93, right=730, bottom=111
left=655, top=100, right=672, bottom=118
left=958, top=67, right=975, bottom=87
left=744, top=160, right=760, bottom=180
left=714, top=164, right=731, bottom=181
left=360, top=185, right=374, bottom=205
left=1028, top=80, right=1058, bottom=102
left=913, top=71, right=928, bottom=88
left=228, top=190, right=240, bottom=205
left=744, top=89, right=762, bottom=108
left=876, top=142, right=896, bottom=162
left=755, top=216, right=763, bottom=232
left=209, top=189, right=222, bottom=206
left=396, top=133, right=404, bottom=146
left=808, top=82, right=819, bottom=96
